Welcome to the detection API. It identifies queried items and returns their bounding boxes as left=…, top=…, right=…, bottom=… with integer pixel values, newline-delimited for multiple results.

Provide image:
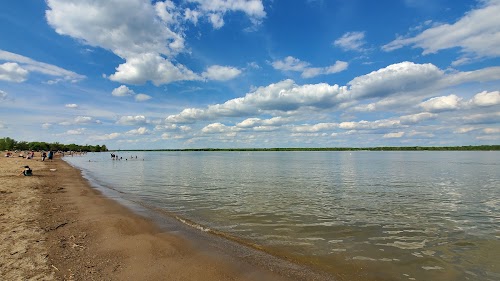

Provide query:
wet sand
left=0, top=155, right=335, bottom=281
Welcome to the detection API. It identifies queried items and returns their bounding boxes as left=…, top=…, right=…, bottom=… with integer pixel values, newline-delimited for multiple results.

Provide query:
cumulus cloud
left=483, top=127, right=500, bottom=134
left=399, top=112, right=437, bottom=125
left=469, top=90, right=500, bottom=107
left=202, top=65, right=242, bottom=81
left=165, top=62, right=500, bottom=129
left=60, top=116, right=101, bottom=126
left=291, top=123, right=338, bottom=133
left=187, top=0, right=266, bottom=28
left=166, top=79, right=348, bottom=123
left=272, top=56, right=348, bottom=78
left=333, top=31, right=367, bottom=52
left=347, top=61, right=443, bottom=99
left=112, top=85, right=135, bottom=97
left=66, top=128, right=86, bottom=135
left=338, top=119, right=401, bottom=130
left=461, top=112, right=500, bottom=124
left=454, top=127, right=477, bottom=134
left=383, top=132, right=405, bottom=138
left=108, top=53, right=200, bottom=85
left=272, top=56, right=309, bottom=72
left=0, top=50, right=85, bottom=82
left=116, top=115, right=148, bottom=125
left=419, top=94, right=462, bottom=112
left=112, top=85, right=152, bottom=102
left=46, top=0, right=184, bottom=58
left=91, top=132, right=121, bottom=141
left=65, top=103, right=78, bottom=109
left=135, top=93, right=152, bottom=102
left=126, top=127, right=150, bottom=135
left=383, top=0, right=500, bottom=64
left=0, top=62, right=29, bottom=82
left=236, top=116, right=290, bottom=128
left=46, top=0, right=263, bottom=85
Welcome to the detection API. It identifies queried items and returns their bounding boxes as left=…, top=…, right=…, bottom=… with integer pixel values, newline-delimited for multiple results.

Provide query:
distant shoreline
left=110, top=145, right=500, bottom=152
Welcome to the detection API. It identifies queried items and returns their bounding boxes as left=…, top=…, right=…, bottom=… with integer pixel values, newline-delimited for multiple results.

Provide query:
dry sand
left=0, top=154, right=334, bottom=281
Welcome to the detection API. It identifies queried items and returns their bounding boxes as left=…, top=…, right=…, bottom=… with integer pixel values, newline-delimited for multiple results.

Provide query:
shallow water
left=64, top=151, right=500, bottom=280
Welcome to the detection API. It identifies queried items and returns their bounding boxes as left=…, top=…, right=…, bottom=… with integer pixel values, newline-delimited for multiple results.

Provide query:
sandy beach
left=0, top=154, right=335, bottom=281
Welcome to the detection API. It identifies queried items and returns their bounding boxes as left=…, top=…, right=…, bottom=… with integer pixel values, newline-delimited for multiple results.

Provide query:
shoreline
left=0, top=155, right=336, bottom=280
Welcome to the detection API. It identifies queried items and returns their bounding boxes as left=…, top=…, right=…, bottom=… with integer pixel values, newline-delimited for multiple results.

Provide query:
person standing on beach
left=48, top=150, right=53, bottom=161
left=42, top=152, right=47, bottom=161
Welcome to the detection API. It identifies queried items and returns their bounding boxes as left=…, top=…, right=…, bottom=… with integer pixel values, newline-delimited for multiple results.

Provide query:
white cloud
left=338, top=119, right=401, bottom=130
left=325, top=61, right=349, bottom=74
left=126, top=127, right=150, bottom=135
left=46, top=0, right=184, bottom=58
left=218, top=79, right=345, bottom=113
left=383, top=132, right=405, bottom=138
left=165, top=62, right=500, bottom=127
left=483, top=127, right=500, bottom=134
left=66, top=128, right=86, bottom=135
left=0, top=62, right=28, bottom=82
left=60, top=116, right=101, bottom=126
left=108, top=53, right=200, bottom=85
left=272, top=56, right=348, bottom=78
left=291, top=123, right=338, bottom=133
left=0, top=50, right=85, bottom=82
left=184, top=8, right=201, bottom=24
left=117, top=115, right=148, bottom=125
left=91, top=132, right=121, bottom=141
left=202, top=122, right=235, bottom=134
left=383, top=0, right=500, bottom=63
left=209, top=13, right=225, bottom=29
left=112, top=85, right=135, bottom=97
left=42, top=123, right=53, bottom=129
left=202, top=65, right=242, bottom=81
left=187, top=0, right=266, bottom=28
left=272, top=56, right=309, bottom=72
left=135, top=93, right=152, bottom=102
left=347, top=61, right=443, bottom=99
left=333, top=31, right=366, bottom=52
left=419, top=94, right=462, bottom=112
left=454, top=126, right=477, bottom=134
left=75, top=116, right=98, bottom=124
left=462, top=112, right=500, bottom=124
left=236, top=116, right=289, bottom=129
left=469, top=90, right=500, bottom=107
left=399, top=112, right=437, bottom=125
left=155, top=0, right=181, bottom=25
left=65, top=103, right=78, bottom=109
left=45, top=0, right=264, bottom=85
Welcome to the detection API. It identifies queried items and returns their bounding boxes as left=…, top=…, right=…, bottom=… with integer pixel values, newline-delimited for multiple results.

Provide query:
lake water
left=64, top=151, right=499, bottom=281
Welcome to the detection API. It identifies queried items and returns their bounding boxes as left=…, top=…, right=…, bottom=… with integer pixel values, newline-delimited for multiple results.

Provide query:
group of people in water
left=110, top=153, right=139, bottom=161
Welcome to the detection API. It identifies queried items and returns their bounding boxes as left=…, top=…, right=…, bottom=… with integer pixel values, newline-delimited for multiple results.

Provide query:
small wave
left=328, top=239, right=343, bottom=244
left=422, top=266, right=443, bottom=271
left=176, top=217, right=211, bottom=232
left=376, top=240, right=427, bottom=250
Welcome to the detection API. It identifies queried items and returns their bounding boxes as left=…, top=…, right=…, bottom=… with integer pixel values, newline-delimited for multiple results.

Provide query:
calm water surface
left=64, top=151, right=500, bottom=281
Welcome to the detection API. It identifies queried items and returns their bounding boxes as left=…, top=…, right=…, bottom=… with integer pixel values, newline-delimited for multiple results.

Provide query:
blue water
left=64, top=151, right=500, bottom=281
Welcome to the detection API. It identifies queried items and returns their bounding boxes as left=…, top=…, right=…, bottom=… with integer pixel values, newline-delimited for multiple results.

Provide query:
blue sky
left=1, top=0, right=499, bottom=149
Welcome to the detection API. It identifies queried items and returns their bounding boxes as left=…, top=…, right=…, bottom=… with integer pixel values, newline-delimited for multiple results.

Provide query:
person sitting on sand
left=18, top=165, right=33, bottom=176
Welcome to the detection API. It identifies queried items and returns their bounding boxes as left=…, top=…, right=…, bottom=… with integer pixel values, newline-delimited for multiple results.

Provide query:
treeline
left=119, top=145, right=499, bottom=152
left=0, top=137, right=108, bottom=152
